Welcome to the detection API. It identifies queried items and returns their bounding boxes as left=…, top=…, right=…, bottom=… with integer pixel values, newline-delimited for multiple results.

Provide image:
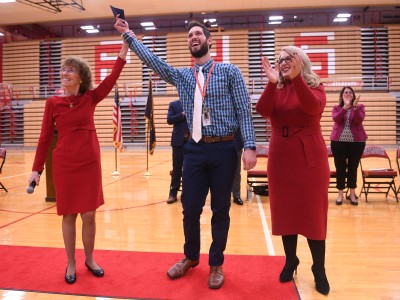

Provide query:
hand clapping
left=262, top=56, right=279, bottom=84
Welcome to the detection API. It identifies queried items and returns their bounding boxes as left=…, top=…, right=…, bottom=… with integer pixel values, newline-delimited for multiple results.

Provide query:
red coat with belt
left=256, top=75, right=330, bottom=240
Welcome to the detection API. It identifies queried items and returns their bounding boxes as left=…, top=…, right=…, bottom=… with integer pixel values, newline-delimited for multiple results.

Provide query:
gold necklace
left=65, top=94, right=76, bottom=108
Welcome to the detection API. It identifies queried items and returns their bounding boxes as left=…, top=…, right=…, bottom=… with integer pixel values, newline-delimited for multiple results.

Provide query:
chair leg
left=246, top=184, right=252, bottom=201
left=0, top=182, right=8, bottom=193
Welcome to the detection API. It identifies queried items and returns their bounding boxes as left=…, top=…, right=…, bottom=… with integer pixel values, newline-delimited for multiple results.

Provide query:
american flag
left=113, top=85, right=124, bottom=151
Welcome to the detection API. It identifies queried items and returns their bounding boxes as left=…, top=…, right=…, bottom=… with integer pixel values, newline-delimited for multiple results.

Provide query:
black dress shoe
left=65, top=268, right=76, bottom=284
left=233, top=197, right=243, bottom=205
left=85, top=262, right=104, bottom=277
left=167, top=196, right=178, bottom=204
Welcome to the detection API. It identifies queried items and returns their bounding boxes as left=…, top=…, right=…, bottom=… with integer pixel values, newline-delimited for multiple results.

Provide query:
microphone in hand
left=27, top=171, right=42, bottom=194
left=26, top=181, right=37, bottom=194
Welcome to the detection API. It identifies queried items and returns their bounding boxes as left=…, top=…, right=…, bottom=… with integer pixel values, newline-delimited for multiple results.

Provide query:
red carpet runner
left=0, top=245, right=299, bottom=299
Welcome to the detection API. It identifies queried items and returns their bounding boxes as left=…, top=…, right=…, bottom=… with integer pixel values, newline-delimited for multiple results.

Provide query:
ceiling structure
left=0, top=0, right=399, bottom=42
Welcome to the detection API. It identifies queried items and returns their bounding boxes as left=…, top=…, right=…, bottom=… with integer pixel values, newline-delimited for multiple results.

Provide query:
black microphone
left=26, top=181, right=37, bottom=194
left=27, top=171, right=42, bottom=194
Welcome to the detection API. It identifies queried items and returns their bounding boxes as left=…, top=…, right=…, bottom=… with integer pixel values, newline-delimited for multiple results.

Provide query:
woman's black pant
left=330, top=140, right=366, bottom=190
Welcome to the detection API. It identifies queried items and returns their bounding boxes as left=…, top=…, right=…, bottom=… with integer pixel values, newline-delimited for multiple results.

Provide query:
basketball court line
left=255, top=194, right=275, bottom=256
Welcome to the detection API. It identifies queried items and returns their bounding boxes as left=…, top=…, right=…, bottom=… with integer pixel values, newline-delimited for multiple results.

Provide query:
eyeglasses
left=60, top=68, right=76, bottom=74
left=276, top=56, right=293, bottom=65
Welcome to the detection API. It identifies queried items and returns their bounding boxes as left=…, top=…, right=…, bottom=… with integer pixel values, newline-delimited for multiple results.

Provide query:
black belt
left=191, top=135, right=234, bottom=143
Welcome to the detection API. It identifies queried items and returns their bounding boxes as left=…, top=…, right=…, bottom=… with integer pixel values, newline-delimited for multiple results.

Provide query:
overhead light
left=337, top=13, right=351, bottom=18
left=144, top=26, right=157, bottom=30
left=0, top=32, right=4, bottom=36
left=141, top=22, right=154, bottom=27
left=269, top=16, right=283, bottom=21
left=268, top=21, right=282, bottom=25
left=0, top=0, right=16, bottom=3
left=81, top=25, right=94, bottom=30
left=204, top=18, right=216, bottom=23
left=86, top=29, right=99, bottom=33
left=333, top=17, right=348, bottom=22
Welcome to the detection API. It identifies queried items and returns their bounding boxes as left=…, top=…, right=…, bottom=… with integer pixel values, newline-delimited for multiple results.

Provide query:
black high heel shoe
left=65, top=267, right=76, bottom=284
left=311, top=265, right=330, bottom=295
left=279, top=257, right=300, bottom=282
left=85, top=262, right=104, bottom=277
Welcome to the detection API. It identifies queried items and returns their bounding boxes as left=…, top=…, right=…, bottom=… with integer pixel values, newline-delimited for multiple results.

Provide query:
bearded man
left=114, top=18, right=257, bottom=289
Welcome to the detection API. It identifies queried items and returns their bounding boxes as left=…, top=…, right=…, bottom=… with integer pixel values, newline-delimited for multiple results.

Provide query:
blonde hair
left=62, top=56, right=93, bottom=94
left=276, top=46, right=320, bottom=89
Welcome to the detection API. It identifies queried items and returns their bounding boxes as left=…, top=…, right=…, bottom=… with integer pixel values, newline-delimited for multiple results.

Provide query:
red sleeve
left=92, top=56, right=127, bottom=104
left=291, top=75, right=326, bottom=115
left=255, top=81, right=277, bottom=118
left=32, top=98, right=55, bottom=172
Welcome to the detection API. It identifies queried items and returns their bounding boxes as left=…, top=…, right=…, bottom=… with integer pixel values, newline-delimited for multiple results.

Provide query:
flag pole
left=112, top=148, right=120, bottom=177
left=112, top=83, right=121, bottom=177
left=143, top=74, right=152, bottom=177
left=144, top=120, right=151, bottom=176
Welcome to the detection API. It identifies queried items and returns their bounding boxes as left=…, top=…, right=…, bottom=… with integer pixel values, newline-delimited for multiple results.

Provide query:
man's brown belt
left=191, top=135, right=234, bottom=143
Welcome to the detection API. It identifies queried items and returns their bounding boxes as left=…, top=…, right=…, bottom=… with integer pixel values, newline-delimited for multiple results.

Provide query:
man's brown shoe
left=167, top=196, right=178, bottom=204
left=166, top=258, right=199, bottom=279
left=208, top=266, right=224, bottom=289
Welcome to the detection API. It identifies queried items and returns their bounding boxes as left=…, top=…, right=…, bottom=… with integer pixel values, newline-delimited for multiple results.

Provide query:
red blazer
left=330, top=104, right=367, bottom=142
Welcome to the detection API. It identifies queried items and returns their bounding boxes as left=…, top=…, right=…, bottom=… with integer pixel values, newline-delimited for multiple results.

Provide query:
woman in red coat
left=256, top=46, right=330, bottom=295
left=28, top=42, right=128, bottom=284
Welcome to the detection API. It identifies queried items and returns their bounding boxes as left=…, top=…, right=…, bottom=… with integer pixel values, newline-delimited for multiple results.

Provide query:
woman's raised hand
left=262, top=56, right=279, bottom=84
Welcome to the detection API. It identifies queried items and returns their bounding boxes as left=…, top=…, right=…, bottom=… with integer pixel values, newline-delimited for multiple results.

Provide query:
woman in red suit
left=330, top=86, right=367, bottom=205
left=256, top=46, right=330, bottom=295
left=28, top=42, right=128, bottom=284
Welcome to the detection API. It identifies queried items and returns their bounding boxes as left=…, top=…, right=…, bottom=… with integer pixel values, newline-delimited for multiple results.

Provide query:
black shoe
left=233, top=197, right=243, bottom=205
left=65, top=267, right=76, bottom=284
left=335, top=197, right=343, bottom=205
left=167, top=195, right=178, bottom=204
left=347, top=196, right=359, bottom=205
left=311, top=265, right=330, bottom=295
left=279, top=257, right=300, bottom=282
left=85, top=262, right=104, bottom=277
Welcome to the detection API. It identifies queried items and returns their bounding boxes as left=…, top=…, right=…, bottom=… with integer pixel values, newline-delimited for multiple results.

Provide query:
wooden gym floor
left=0, top=147, right=399, bottom=300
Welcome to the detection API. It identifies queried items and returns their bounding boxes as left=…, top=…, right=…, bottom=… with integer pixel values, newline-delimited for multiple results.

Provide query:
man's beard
left=190, top=42, right=209, bottom=58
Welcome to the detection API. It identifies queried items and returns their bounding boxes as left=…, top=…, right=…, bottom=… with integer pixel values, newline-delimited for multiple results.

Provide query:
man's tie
left=192, top=67, right=204, bottom=143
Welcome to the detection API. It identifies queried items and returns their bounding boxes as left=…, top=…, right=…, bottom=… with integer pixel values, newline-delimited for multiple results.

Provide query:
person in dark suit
left=232, top=128, right=244, bottom=205
left=167, top=100, right=189, bottom=204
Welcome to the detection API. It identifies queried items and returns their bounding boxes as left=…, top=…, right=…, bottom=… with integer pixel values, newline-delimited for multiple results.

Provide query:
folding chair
left=246, top=146, right=268, bottom=200
left=327, top=146, right=337, bottom=193
left=0, top=148, right=8, bottom=192
left=359, top=145, right=398, bottom=202
left=396, top=146, right=400, bottom=196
